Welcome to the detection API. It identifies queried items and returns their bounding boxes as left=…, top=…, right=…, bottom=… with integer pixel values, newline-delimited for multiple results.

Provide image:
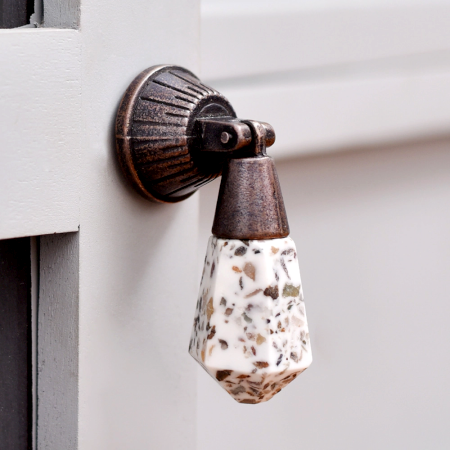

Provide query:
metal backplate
left=115, top=65, right=236, bottom=203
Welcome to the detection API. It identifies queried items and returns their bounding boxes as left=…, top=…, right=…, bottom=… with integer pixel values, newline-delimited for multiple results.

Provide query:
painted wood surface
left=38, top=233, right=79, bottom=450
left=214, top=61, right=450, bottom=159
left=0, top=29, right=81, bottom=240
left=198, top=137, right=450, bottom=449
left=3, top=1, right=450, bottom=448
left=202, top=2, right=450, bottom=81
left=1, top=0, right=200, bottom=446
left=43, top=0, right=79, bottom=28
left=76, top=0, right=200, bottom=448
left=201, top=2, right=450, bottom=158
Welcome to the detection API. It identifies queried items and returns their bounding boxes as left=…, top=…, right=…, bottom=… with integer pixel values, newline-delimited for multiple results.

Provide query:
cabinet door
left=0, top=1, right=200, bottom=448
left=198, top=2, right=450, bottom=450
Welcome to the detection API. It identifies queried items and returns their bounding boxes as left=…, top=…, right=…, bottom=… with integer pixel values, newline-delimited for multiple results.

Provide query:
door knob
left=115, top=65, right=312, bottom=403
left=115, top=64, right=277, bottom=204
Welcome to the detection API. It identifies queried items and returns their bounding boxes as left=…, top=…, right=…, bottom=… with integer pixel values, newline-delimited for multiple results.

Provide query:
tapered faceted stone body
left=189, top=236, right=312, bottom=404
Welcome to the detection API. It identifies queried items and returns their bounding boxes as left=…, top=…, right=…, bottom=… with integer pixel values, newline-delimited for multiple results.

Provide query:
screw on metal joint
left=197, top=117, right=275, bottom=155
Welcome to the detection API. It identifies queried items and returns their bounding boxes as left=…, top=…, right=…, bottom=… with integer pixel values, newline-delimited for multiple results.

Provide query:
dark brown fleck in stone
left=219, top=339, right=228, bottom=350
left=239, top=398, right=258, bottom=404
left=220, top=297, right=227, bottom=306
left=237, top=374, right=250, bottom=379
left=290, top=352, right=299, bottom=363
left=239, top=277, right=244, bottom=290
left=264, top=285, right=279, bottom=299
left=253, top=361, right=269, bottom=369
left=207, top=325, right=216, bottom=340
left=251, top=346, right=256, bottom=356
left=235, top=246, right=247, bottom=256
left=276, top=354, right=283, bottom=366
left=240, top=240, right=250, bottom=246
left=210, top=261, right=215, bottom=277
left=225, top=308, right=233, bottom=316
left=216, top=370, right=233, bottom=381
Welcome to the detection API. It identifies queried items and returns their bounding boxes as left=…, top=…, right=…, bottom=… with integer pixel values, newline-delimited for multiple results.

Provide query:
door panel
left=0, top=29, right=81, bottom=240
left=1, top=0, right=201, bottom=448
left=37, top=233, right=79, bottom=450
left=77, top=0, right=200, bottom=448
left=202, top=3, right=450, bottom=80
left=201, top=1, right=450, bottom=159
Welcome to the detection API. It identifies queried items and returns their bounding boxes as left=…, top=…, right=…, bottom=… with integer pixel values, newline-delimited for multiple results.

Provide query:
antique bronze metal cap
left=212, top=156, right=290, bottom=240
left=211, top=120, right=290, bottom=240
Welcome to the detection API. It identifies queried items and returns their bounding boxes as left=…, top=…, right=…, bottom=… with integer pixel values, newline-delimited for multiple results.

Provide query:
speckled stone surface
left=189, top=236, right=312, bottom=404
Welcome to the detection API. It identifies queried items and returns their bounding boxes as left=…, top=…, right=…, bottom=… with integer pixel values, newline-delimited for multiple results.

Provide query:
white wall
left=197, top=137, right=450, bottom=449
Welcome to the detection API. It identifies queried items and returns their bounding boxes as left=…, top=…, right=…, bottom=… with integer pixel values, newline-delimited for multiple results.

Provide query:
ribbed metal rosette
left=116, top=65, right=236, bottom=203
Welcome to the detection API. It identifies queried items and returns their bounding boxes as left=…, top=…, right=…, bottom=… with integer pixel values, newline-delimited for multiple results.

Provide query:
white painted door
left=3, top=1, right=450, bottom=449
left=197, top=2, right=450, bottom=450
left=1, top=1, right=200, bottom=448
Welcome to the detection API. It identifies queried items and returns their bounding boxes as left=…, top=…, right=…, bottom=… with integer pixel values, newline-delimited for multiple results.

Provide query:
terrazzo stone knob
left=114, top=65, right=312, bottom=404
left=189, top=236, right=312, bottom=404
